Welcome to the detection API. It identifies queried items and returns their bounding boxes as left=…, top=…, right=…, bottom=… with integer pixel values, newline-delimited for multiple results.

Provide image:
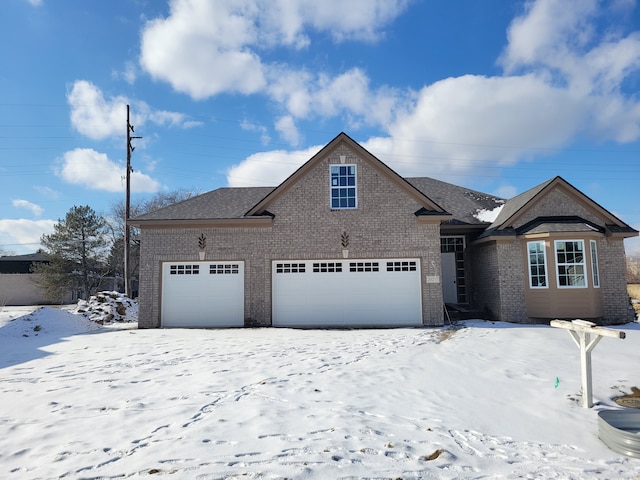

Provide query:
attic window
left=330, top=165, right=357, bottom=209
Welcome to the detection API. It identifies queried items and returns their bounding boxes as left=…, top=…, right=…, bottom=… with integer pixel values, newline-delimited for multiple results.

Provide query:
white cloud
left=56, top=148, right=160, bottom=193
left=25, top=0, right=43, bottom=6
left=140, top=1, right=267, bottom=99
left=33, top=186, right=60, bottom=199
left=138, top=0, right=410, bottom=131
left=274, top=116, right=300, bottom=146
left=500, top=0, right=640, bottom=97
left=200, top=0, right=640, bottom=183
left=226, top=145, right=322, bottom=187
left=0, top=219, right=56, bottom=254
left=240, top=120, right=271, bottom=145
left=112, top=61, right=137, bottom=84
left=12, top=200, right=44, bottom=217
left=67, top=80, right=197, bottom=140
left=68, top=81, right=127, bottom=140
left=358, top=74, right=587, bottom=180
left=266, top=68, right=410, bottom=132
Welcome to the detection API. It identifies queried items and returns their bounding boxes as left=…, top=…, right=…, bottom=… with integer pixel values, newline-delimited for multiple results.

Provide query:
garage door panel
left=162, top=261, right=244, bottom=327
left=273, top=259, right=422, bottom=327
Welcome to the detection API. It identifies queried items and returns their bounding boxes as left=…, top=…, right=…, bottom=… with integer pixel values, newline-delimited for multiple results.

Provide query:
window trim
left=590, top=240, right=600, bottom=288
left=527, top=240, right=548, bottom=289
left=330, top=164, right=357, bottom=210
left=554, top=239, right=588, bottom=289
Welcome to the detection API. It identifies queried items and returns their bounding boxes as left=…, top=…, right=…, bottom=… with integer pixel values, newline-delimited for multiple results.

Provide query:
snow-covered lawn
left=0, top=304, right=639, bottom=479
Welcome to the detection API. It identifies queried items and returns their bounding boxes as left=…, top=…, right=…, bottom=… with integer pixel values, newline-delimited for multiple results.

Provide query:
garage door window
left=276, top=263, right=306, bottom=273
left=170, top=264, right=200, bottom=275
left=387, top=261, right=417, bottom=272
left=313, top=262, right=342, bottom=272
left=209, top=264, right=239, bottom=274
left=349, top=261, right=379, bottom=272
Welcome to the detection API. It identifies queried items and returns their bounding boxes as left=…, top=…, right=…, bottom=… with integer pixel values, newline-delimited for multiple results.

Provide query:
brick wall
left=598, top=237, right=634, bottom=324
left=513, top=188, right=603, bottom=228
left=138, top=143, right=444, bottom=328
left=470, top=183, right=632, bottom=325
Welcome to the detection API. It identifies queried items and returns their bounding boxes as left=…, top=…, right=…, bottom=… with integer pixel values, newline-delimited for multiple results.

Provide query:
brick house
left=130, top=133, right=637, bottom=328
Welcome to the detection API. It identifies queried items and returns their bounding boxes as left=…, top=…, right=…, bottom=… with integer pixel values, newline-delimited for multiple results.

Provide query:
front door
left=441, top=252, right=457, bottom=303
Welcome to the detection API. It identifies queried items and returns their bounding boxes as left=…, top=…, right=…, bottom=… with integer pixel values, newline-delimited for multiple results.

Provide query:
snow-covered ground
left=0, top=300, right=639, bottom=479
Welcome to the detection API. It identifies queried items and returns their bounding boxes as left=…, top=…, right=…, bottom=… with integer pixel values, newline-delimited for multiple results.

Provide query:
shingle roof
left=132, top=178, right=503, bottom=225
left=487, top=177, right=555, bottom=229
left=131, top=187, right=275, bottom=221
left=406, top=177, right=504, bottom=224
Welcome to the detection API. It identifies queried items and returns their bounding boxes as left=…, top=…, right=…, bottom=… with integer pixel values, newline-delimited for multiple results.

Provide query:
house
left=0, top=252, right=75, bottom=305
left=129, top=133, right=637, bottom=328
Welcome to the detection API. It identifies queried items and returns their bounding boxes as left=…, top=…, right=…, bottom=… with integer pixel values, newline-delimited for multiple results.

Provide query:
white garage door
left=272, top=259, right=422, bottom=327
left=161, top=261, right=244, bottom=327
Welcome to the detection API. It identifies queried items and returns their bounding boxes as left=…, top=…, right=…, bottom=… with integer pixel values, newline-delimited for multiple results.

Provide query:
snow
left=0, top=302, right=639, bottom=479
left=475, top=204, right=504, bottom=223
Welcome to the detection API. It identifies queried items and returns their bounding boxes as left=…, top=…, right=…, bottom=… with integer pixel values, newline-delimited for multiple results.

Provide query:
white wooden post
left=550, top=319, right=626, bottom=408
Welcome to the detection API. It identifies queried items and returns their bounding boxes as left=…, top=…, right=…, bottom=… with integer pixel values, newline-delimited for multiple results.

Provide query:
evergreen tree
left=34, top=205, right=110, bottom=301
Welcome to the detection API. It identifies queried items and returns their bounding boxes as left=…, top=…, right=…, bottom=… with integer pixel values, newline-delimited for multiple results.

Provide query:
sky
left=1, top=0, right=640, bottom=255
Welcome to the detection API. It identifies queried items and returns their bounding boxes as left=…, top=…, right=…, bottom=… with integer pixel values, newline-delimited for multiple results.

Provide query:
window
left=170, top=264, right=200, bottom=275
left=313, top=262, right=342, bottom=273
left=276, top=263, right=306, bottom=274
left=527, top=241, right=547, bottom=288
left=330, top=165, right=357, bottom=209
left=590, top=240, right=600, bottom=288
left=209, top=264, right=239, bottom=274
left=555, top=240, right=586, bottom=288
left=349, top=262, right=379, bottom=272
left=386, top=261, right=417, bottom=272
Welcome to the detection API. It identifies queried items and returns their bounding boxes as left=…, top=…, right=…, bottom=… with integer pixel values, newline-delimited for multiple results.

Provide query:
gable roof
left=482, top=176, right=637, bottom=239
left=245, top=132, right=449, bottom=217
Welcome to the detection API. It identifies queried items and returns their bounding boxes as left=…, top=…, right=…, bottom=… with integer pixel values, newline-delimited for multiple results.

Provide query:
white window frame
left=330, top=164, right=357, bottom=210
left=555, top=240, right=587, bottom=288
left=527, top=241, right=548, bottom=289
left=590, top=240, right=600, bottom=288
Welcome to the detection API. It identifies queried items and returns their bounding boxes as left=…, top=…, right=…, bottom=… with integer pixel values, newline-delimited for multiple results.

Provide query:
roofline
left=128, top=217, right=273, bottom=229
left=416, top=214, right=454, bottom=224
left=496, top=176, right=635, bottom=231
left=245, top=132, right=448, bottom=216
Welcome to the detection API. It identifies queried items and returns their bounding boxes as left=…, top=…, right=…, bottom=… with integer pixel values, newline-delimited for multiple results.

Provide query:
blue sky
left=2, top=0, right=640, bottom=255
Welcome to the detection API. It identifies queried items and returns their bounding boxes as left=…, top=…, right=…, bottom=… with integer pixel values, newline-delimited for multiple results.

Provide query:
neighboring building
left=130, top=133, right=637, bottom=328
left=0, top=253, right=72, bottom=305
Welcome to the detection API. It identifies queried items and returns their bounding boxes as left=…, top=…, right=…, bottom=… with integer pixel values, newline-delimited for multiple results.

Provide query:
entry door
left=441, top=252, right=457, bottom=303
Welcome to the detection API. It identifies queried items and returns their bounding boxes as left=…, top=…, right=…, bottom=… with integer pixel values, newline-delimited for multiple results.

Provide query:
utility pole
left=125, top=104, right=142, bottom=298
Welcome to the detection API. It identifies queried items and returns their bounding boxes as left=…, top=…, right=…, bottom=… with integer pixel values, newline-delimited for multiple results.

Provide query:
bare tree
left=627, top=254, right=640, bottom=284
left=107, top=189, right=200, bottom=293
